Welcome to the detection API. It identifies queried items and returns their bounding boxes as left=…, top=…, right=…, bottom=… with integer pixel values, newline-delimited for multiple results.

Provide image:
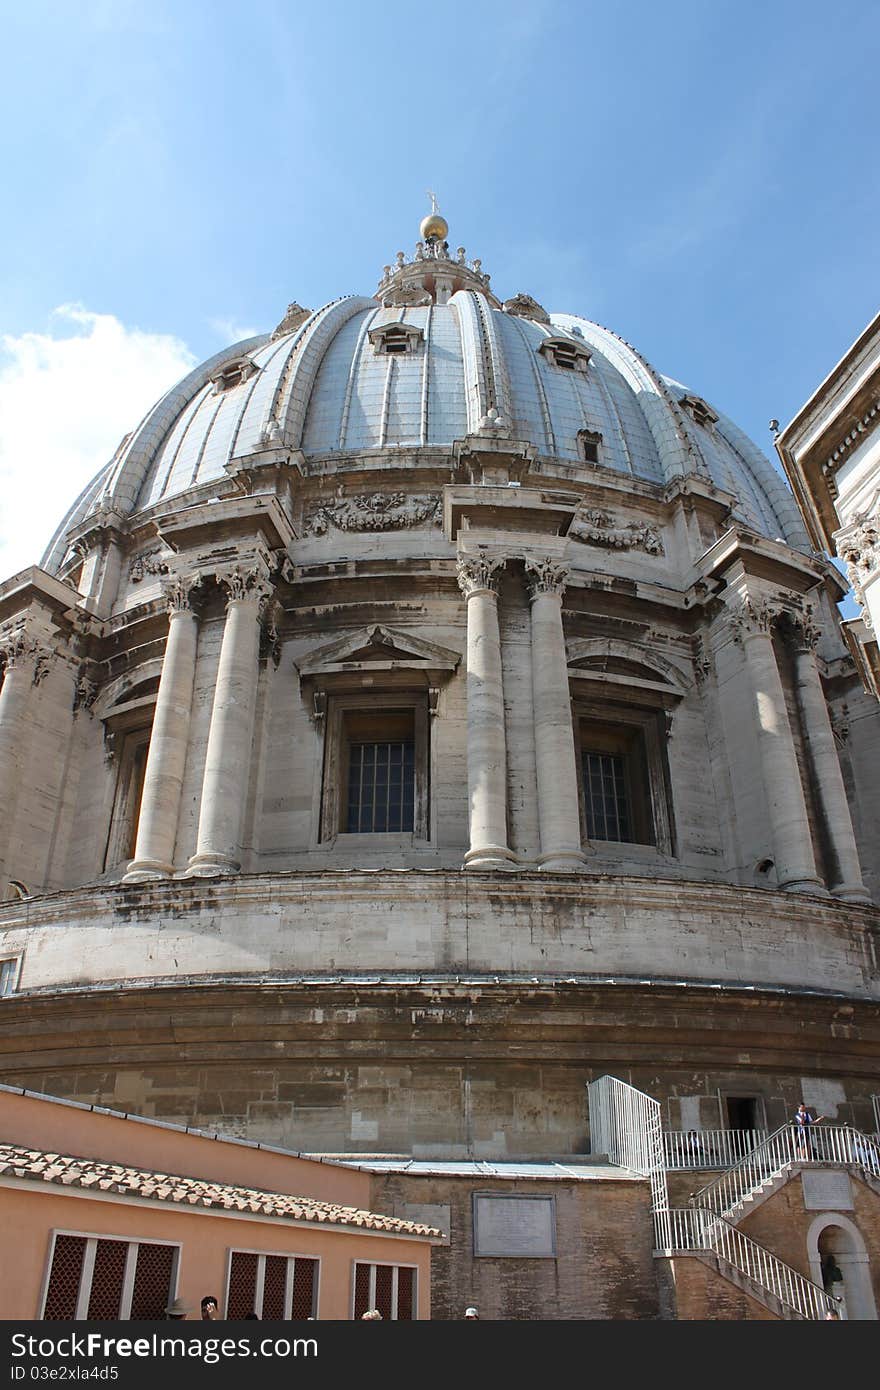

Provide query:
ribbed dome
left=42, top=289, right=809, bottom=572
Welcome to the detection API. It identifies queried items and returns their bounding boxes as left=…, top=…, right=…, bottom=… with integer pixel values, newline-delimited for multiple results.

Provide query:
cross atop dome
left=375, top=199, right=500, bottom=308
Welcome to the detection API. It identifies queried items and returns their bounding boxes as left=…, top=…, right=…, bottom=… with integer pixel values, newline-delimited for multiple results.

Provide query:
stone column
left=457, top=554, right=514, bottom=870
left=0, top=626, right=54, bottom=895
left=525, top=558, right=587, bottom=871
left=836, top=510, right=880, bottom=638
left=731, top=598, right=825, bottom=894
left=124, top=575, right=201, bottom=881
left=187, top=565, right=273, bottom=877
left=787, top=614, right=869, bottom=902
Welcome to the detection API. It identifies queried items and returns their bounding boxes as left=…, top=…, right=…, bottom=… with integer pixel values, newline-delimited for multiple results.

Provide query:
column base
left=463, top=845, right=517, bottom=871
left=831, top=883, right=873, bottom=904
left=538, top=849, right=588, bottom=873
left=123, top=859, right=174, bottom=882
left=184, top=852, right=241, bottom=878
left=779, top=877, right=830, bottom=896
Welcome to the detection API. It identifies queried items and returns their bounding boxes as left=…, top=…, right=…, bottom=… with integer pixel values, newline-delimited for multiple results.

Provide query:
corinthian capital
left=456, top=553, right=507, bottom=598
left=161, top=572, right=202, bottom=615
left=780, top=605, right=821, bottom=655
left=835, top=510, right=879, bottom=623
left=525, top=556, right=570, bottom=598
left=216, top=563, right=275, bottom=607
left=0, top=624, right=57, bottom=682
left=726, top=595, right=774, bottom=645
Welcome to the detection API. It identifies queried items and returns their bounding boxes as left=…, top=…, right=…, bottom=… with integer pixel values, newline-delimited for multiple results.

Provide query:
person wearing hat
left=464, top=1307, right=479, bottom=1320
left=164, top=1296, right=192, bottom=1320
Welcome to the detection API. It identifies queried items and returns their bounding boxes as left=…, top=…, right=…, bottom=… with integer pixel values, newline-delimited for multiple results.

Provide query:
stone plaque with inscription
left=802, top=1170, right=853, bottom=1210
left=473, top=1194, right=556, bottom=1257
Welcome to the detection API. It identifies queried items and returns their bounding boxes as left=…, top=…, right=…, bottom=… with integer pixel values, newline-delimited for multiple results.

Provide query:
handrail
left=664, top=1128, right=768, bottom=1170
left=657, top=1207, right=840, bottom=1321
left=690, top=1125, right=880, bottom=1217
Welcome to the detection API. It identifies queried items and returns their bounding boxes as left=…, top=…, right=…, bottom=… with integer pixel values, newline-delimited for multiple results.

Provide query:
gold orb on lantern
left=420, top=190, right=448, bottom=243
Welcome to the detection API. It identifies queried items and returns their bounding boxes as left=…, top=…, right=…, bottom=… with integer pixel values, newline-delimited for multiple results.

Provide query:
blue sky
left=1, top=0, right=878, bottom=589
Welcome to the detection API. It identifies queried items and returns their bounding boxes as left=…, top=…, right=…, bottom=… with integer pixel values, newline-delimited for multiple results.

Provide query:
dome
left=2, top=221, right=878, bottom=1326
left=42, top=252, right=808, bottom=572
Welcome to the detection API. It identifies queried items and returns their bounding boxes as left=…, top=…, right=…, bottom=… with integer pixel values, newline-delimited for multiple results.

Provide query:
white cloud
left=209, top=316, right=262, bottom=346
left=0, top=305, right=195, bottom=580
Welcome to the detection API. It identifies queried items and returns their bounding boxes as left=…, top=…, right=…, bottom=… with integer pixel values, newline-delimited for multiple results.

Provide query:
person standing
left=201, top=1295, right=219, bottom=1320
left=794, top=1103, right=824, bottom=1158
left=464, top=1307, right=479, bottom=1320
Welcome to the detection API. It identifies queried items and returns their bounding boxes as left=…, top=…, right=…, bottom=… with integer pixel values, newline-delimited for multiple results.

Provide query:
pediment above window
left=368, top=322, right=425, bottom=355
left=566, top=638, right=688, bottom=701
left=538, top=336, right=591, bottom=372
left=679, top=393, right=719, bottom=429
left=209, top=357, right=260, bottom=393
left=296, top=624, right=461, bottom=679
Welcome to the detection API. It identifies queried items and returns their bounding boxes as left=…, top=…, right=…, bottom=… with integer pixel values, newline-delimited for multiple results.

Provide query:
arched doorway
left=808, top=1213, right=877, bottom=1320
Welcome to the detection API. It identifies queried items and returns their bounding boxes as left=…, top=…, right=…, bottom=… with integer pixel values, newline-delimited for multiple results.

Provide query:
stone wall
left=367, top=1169, right=659, bottom=1320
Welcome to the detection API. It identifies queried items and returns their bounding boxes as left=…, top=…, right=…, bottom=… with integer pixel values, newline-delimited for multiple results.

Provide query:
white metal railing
left=690, top=1125, right=880, bottom=1217
left=587, top=1075, right=668, bottom=1217
left=655, top=1207, right=838, bottom=1321
left=664, top=1129, right=768, bottom=1169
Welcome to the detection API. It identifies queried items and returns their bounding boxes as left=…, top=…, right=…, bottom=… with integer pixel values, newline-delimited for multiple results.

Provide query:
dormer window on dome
left=210, top=357, right=259, bottom=394
left=577, top=428, right=603, bottom=465
left=368, top=322, right=425, bottom=357
left=679, top=393, right=719, bottom=429
left=538, top=336, right=591, bottom=372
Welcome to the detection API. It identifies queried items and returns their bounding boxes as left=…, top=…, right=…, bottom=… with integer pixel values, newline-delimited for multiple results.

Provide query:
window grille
left=227, top=1250, right=318, bottom=1320
left=227, top=1251, right=259, bottom=1319
left=0, top=958, right=19, bottom=996
left=395, top=1266, right=414, bottom=1321
left=291, top=1258, right=318, bottom=1319
left=42, top=1236, right=86, bottom=1320
left=582, top=751, right=631, bottom=842
left=261, top=1255, right=287, bottom=1320
left=87, top=1239, right=127, bottom=1319
left=346, top=740, right=415, bottom=833
left=130, top=1241, right=176, bottom=1320
left=41, top=1234, right=176, bottom=1320
left=352, top=1262, right=416, bottom=1320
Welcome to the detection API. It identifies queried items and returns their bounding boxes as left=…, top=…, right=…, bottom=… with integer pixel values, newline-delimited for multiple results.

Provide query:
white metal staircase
left=656, top=1207, right=834, bottom=1320
left=587, top=1077, right=865, bottom=1320
left=688, top=1124, right=880, bottom=1223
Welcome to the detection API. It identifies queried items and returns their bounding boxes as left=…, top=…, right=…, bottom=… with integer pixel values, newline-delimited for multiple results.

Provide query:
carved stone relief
left=503, top=293, right=550, bottom=324
left=304, top=490, right=442, bottom=536
left=569, top=508, right=664, bottom=555
left=130, top=549, right=171, bottom=583
left=835, top=507, right=879, bottom=623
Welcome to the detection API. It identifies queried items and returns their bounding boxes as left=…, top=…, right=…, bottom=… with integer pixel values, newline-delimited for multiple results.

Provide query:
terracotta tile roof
left=0, top=1143, right=441, bottom=1238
